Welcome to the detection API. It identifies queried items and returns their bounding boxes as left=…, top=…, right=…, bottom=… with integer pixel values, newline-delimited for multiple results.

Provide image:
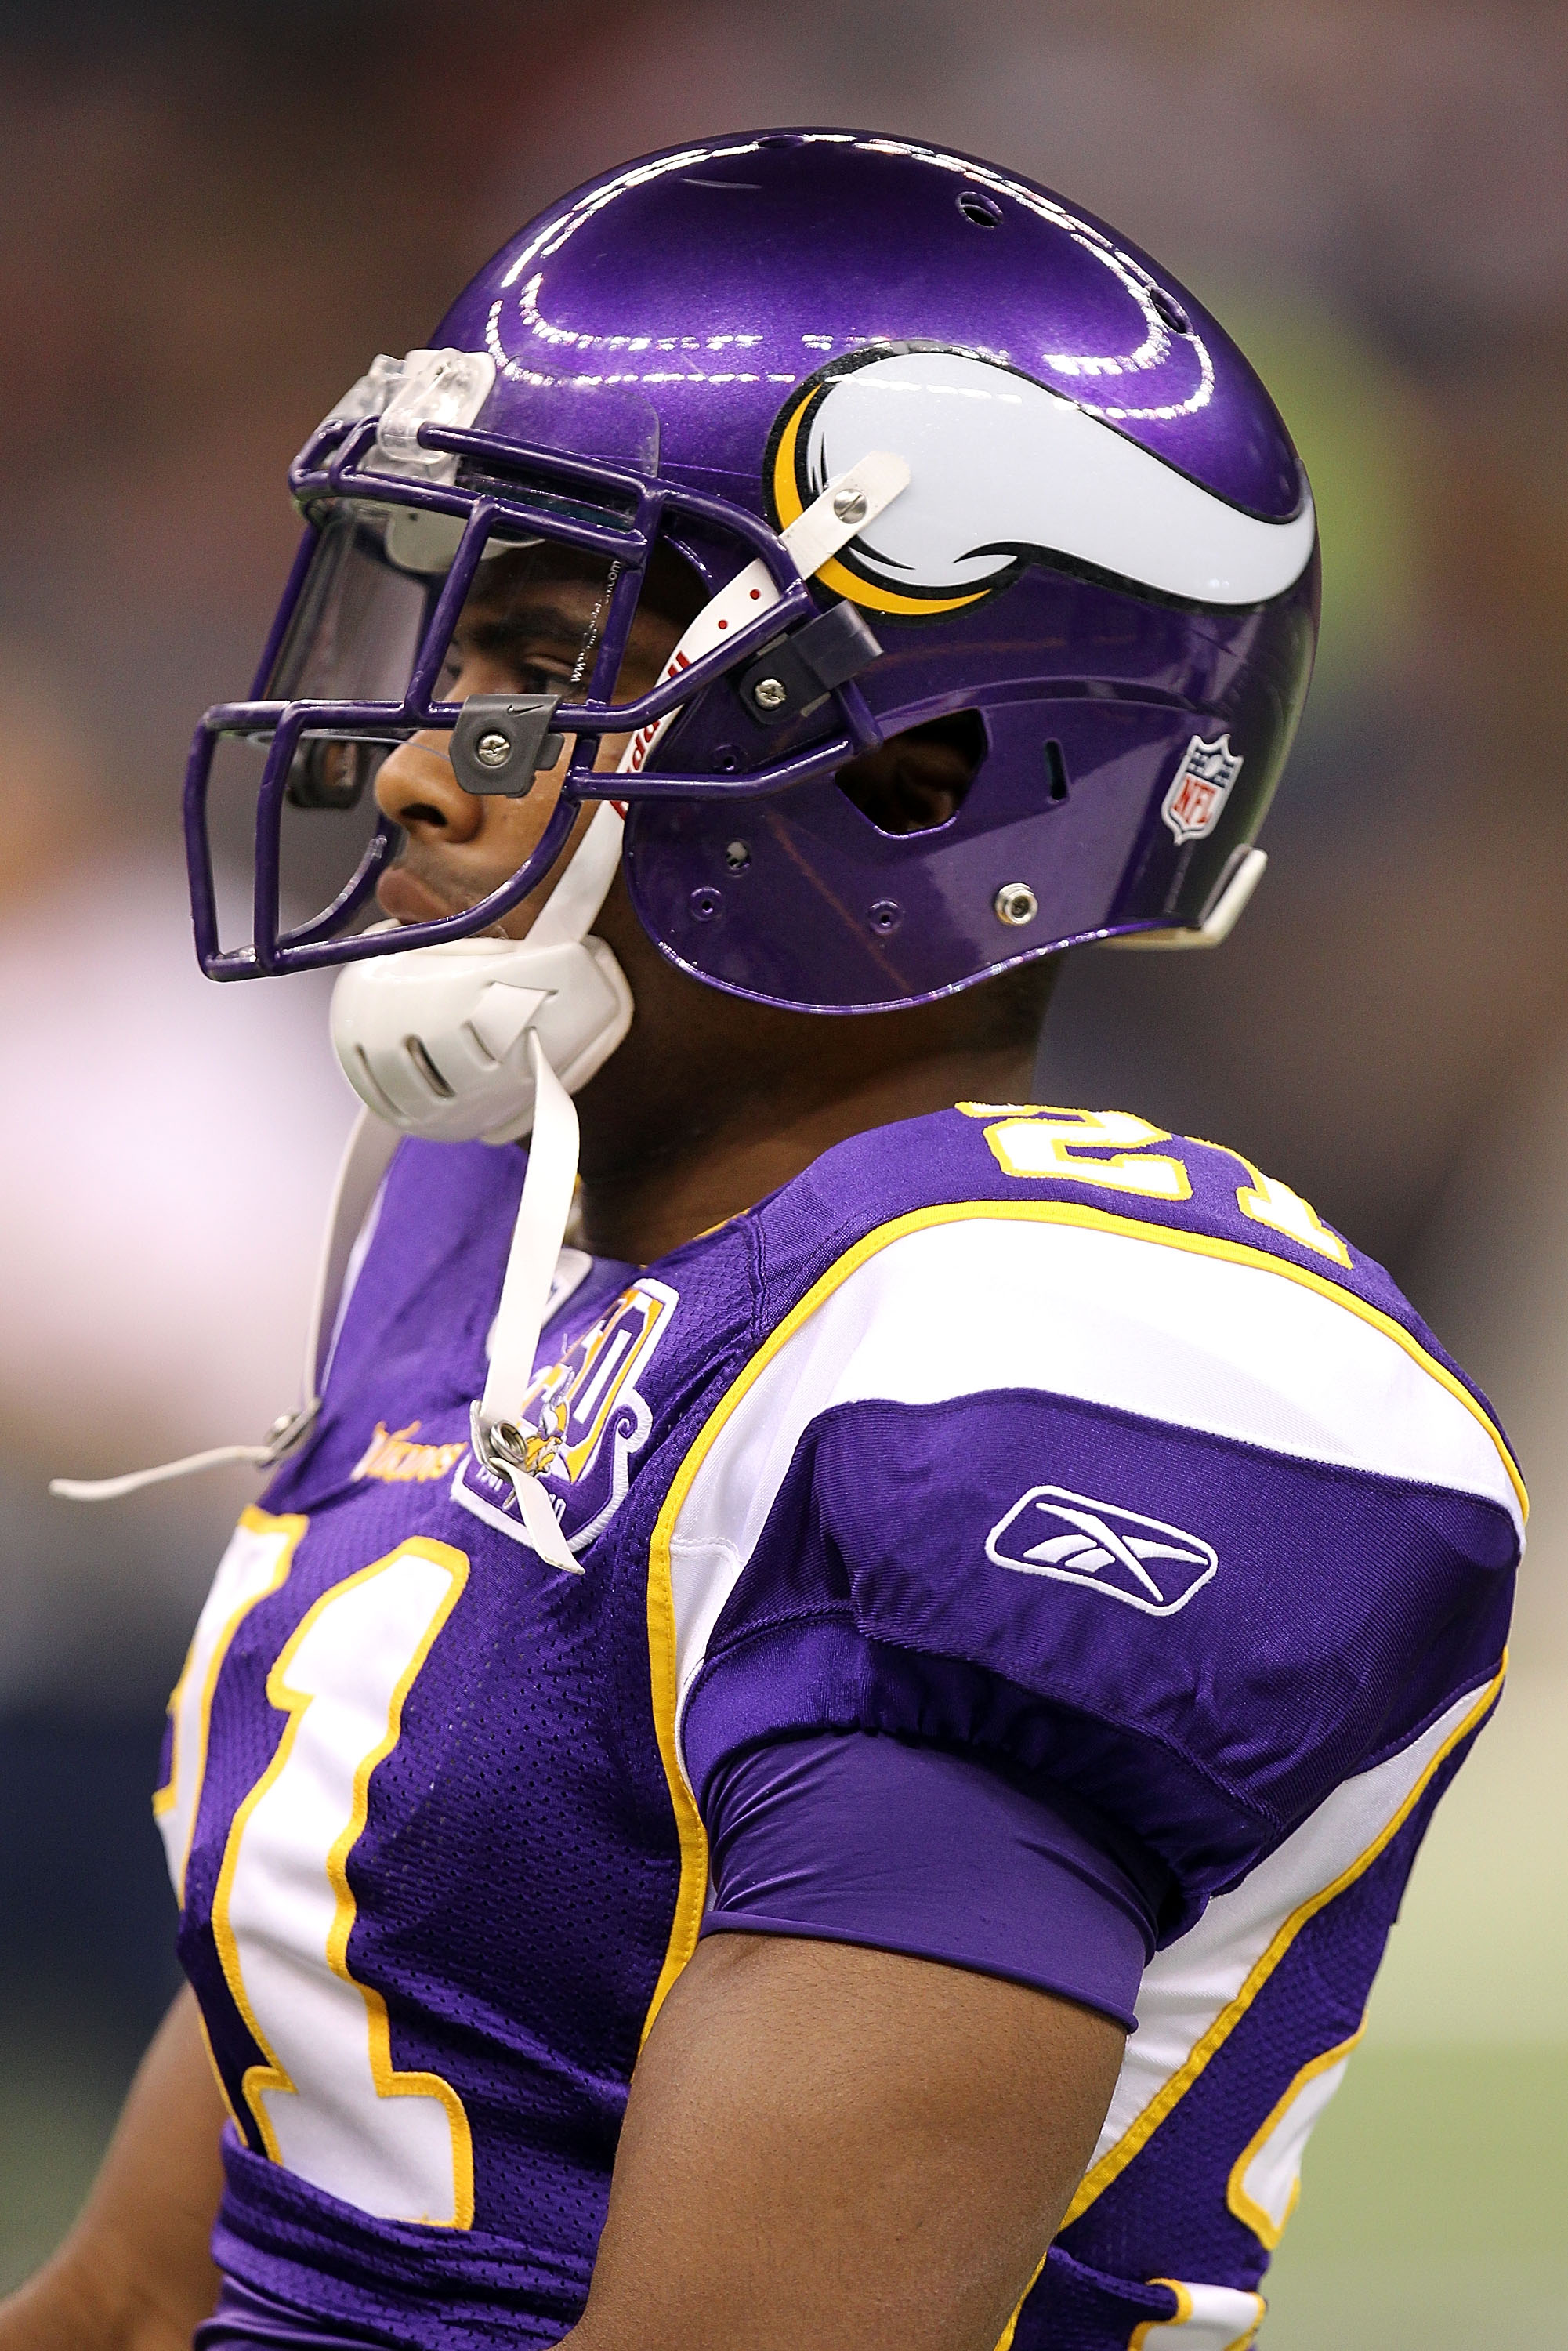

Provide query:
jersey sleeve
left=665, top=1203, right=1522, bottom=1923
left=697, top=1728, right=1168, bottom=2030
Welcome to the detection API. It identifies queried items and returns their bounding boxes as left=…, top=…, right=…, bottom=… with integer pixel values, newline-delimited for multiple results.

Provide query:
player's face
left=373, top=551, right=686, bottom=936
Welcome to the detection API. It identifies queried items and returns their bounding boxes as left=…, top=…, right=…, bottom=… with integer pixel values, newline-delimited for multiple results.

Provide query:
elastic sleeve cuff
left=697, top=1729, right=1161, bottom=2032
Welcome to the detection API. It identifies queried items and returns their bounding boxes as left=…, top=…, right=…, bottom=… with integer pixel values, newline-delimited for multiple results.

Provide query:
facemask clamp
left=449, top=693, right=566, bottom=797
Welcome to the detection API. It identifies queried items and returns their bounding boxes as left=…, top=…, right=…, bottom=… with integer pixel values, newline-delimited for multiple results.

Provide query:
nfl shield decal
left=454, top=1277, right=679, bottom=1559
left=987, top=1484, right=1218, bottom=1615
left=1161, top=733, right=1244, bottom=844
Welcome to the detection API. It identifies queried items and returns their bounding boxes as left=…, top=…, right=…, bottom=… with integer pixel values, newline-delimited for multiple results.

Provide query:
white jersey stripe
left=1066, top=1663, right=1503, bottom=2224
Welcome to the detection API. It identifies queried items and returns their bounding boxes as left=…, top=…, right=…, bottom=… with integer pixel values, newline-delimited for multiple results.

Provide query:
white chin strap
left=52, top=452, right=911, bottom=1541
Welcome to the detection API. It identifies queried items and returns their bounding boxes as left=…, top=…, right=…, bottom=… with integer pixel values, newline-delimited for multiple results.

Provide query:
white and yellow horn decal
left=766, top=348, right=1316, bottom=619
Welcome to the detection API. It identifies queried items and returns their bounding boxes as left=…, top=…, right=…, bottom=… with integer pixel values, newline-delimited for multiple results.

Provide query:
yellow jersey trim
left=192, top=1997, right=244, bottom=2133
left=994, top=2246, right=1051, bottom=2351
left=153, top=1503, right=306, bottom=1902
left=1130, top=2280, right=1194, bottom=2346
left=1129, top=2280, right=1265, bottom=2348
left=1061, top=1657, right=1505, bottom=2230
left=640, top=1187, right=1521, bottom=2044
left=1225, top=2023, right=1366, bottom=2250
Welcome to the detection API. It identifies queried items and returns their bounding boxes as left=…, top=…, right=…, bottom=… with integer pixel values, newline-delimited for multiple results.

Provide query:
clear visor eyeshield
left=186, top=350, right=897, bottom=979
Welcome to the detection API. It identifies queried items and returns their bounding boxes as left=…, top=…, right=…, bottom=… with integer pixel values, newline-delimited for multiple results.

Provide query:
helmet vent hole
left=957, top=190, right=1004, bottom=229
left=758, top=133, right=804, bottom=150
left=350, top=1048, right=401, bottom=1126
left=835, top=709, right=987, bottom=838
left=1150, top=286, right=1191, bottom=336
left=1045, top=740, right=1070, bottom=805
left=404, top=1035, right=455, bottom=1099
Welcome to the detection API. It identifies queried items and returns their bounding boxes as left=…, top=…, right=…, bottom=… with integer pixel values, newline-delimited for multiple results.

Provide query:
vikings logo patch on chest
left=451, top=1277, right=679, bottom=1560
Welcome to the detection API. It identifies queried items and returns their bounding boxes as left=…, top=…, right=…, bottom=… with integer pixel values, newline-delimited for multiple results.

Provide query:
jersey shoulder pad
left=750, top=1101, right=1519, bottom=1505
left=665, top=1104, right=1521, bottom=1891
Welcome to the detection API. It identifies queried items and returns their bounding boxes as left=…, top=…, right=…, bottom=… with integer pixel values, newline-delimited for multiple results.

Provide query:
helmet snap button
left=994, top=883, right=1038, bottom=927
left=751, top=676, right=788, bottom=712
left=474, top=730, right=512, bottom=770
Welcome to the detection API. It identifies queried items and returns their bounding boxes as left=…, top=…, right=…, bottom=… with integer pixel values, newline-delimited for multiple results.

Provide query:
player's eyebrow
left=460, top=600, right=595, bottom=654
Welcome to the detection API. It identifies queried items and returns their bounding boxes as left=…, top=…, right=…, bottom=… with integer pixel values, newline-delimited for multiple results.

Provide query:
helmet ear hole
left=835, top=710, right=987, bottom=838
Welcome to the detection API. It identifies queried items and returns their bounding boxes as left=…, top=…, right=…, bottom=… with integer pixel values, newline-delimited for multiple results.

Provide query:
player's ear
left=834, top=712, right=987, bottom=837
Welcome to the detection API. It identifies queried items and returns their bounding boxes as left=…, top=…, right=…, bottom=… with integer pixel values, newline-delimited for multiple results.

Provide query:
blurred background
left=1, top=1, right=1563, bottom=2339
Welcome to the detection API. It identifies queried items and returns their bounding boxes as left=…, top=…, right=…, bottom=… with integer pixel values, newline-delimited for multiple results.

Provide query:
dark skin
left=0, top=560, right=1119, bottom=2351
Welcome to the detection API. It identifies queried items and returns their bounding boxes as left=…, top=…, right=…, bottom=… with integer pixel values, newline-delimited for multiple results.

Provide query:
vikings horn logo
left=766, top=347, right=1316, bottom=617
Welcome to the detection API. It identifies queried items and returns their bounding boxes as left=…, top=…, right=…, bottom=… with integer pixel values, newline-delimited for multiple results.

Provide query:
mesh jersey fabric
left=154, top=1103, right=1519, bottom=2348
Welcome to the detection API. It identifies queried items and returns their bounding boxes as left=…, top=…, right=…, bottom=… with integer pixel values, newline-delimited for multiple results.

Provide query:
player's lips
left=376, top=864, right=476, bottom=926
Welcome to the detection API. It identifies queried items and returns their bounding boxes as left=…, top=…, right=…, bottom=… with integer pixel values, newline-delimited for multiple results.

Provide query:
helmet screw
left=689, top=887, right=723, bottom=922
left=994, top=882, right=1039, bottom=927
left=831, top=486, right=868, bottom=526
left=751, top=676, right=788, bottom=712
left=474, top=730, right=512, bottom=770
left=868, top=899, right=903, bottom=933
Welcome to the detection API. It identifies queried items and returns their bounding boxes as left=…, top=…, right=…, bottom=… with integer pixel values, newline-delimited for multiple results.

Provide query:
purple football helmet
left=186, top=129, right=1318, bottom=1012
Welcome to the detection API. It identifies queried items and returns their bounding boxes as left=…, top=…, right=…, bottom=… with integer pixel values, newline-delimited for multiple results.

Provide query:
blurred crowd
left=1, top=0, right=1564, bottom=2292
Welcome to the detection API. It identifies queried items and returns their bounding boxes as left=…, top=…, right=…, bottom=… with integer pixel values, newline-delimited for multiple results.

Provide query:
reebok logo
left=986, top=1485, right=1217, bottom=1616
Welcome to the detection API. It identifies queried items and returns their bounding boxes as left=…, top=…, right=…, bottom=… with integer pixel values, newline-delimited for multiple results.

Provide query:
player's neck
left=576, top=1037, right=1037, bottom=1266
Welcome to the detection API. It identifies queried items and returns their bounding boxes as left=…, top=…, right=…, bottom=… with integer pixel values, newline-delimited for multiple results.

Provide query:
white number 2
left=212, top=1540, right=475, bottom=2228
left=967, top=1104, right=1193, bottom=1201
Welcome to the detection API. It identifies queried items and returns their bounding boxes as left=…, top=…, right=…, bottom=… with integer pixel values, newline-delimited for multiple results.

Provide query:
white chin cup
left=331, top=930, right=632, bottom=1144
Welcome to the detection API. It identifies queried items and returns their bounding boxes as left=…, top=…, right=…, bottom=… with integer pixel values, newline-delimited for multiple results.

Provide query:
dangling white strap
left=50, top=1110, right=400, bottom=1504
left=49, top=1439, right=311, bottom=1505
left=302, top=1110, right=404, bottom=1396
left=469, top=1031, right=583, bottom=1572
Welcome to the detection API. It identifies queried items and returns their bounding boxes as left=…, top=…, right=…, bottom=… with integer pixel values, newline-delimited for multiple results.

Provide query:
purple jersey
left=158, top=1103, right=1520, bottom=2349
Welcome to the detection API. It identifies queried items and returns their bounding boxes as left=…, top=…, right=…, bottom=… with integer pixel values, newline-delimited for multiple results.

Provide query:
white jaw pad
left=329, top=803, right=632, bottom=1147
left=331, top=932, right=632, bottom=1146
left=805, top=353, right=1315, bottom=607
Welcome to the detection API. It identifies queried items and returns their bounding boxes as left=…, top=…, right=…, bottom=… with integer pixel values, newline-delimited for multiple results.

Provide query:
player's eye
left=436, top=643, right=574, bottom=702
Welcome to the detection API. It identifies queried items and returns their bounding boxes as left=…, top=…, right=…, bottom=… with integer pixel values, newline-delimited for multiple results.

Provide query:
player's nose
left=375, top=731, right=484, bottom=842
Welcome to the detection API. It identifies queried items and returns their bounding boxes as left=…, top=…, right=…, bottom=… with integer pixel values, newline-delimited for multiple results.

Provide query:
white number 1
left=212, top=1540, right=475, bottom=2227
